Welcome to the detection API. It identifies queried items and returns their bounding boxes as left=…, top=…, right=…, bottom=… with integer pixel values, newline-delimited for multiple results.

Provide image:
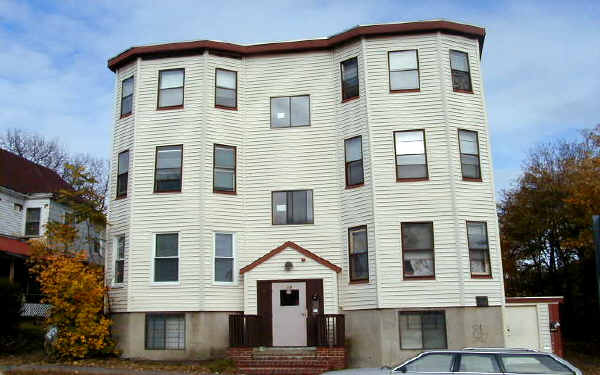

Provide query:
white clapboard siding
left=0, top=191, right=25, bottom=237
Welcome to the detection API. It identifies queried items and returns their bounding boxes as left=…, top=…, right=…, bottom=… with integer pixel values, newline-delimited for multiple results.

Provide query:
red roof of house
left=0, top=235, right=32, bottom=257
left=240, top=241, right=342, bottom=274
left=0, top=149, right=72, bottom=194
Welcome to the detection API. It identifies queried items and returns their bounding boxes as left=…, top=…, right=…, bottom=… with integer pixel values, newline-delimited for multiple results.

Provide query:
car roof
left=419, top=348, right=547, bottom=355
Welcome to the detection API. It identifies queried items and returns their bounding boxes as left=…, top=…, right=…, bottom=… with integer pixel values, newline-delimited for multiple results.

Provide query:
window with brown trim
left=121, top=76, right=133, bottom=116
left=458, top=129, right=481, bottom=180
left=340, top=57, right=359, bottom=101
left=401, top=222, right=434, bottom=279
left=388, top=50, right=420, bottom=91
left=215, top=68, right=237, bottom=109
left=272, top=190, right=314, bottom=225
left=270, top=95, right=310, bottom=127
left=213, top=144, right=236, bottom=193
left=399, top=311, right=447, bottom=349
left=394, top=130, right=428, bottom=181
left=116, top=150, right=129, bottom=198
left=154, top=145, right=183, bottom=193
left=344, top=136, right=364, bottom=187
left=25, top=207, right=41, bottom=236
left=158, top=69, right=184, bottom=109
left=348, top=225, right=368, bottom=282
left=450, top=50, right=472, bottom=92
left=467, top=221, right=491, bottom=277
left=114, top=235, right=125, bottom=284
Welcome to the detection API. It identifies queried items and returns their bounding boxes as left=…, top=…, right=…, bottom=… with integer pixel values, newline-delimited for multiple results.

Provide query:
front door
left=272, top=281, right=307, bottom=346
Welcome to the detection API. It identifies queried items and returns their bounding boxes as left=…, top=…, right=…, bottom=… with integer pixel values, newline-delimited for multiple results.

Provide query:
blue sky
left=1, top=0, right=598, bottom=194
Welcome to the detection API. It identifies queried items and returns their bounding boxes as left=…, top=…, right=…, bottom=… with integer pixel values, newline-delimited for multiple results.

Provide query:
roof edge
left=108, top=20, right=485, bottom=72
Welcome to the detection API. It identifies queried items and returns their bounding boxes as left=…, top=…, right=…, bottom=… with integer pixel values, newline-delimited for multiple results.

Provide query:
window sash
left=213, top=145, right=236, bottom=192
left=158, top=69, right=184, bottom=108
left=270, top=96, right=310, bottom=127
left=467, top=221, right=491, bottom=275
left=399, top=312, right=447, bottom=349
left=145, top=314, right=185, bottom=350
left=25, top=208, right=41, bottom=236
left=215, top=233, right=234, bottom=282
left=459, top=130, right=481, bottom=179
left=121, top=77, right=133, bottom=116
left=450, top=50, right=472, bottom=92
left=341, top=57, right=359, bottom=101
left=155, top=146, right=182, bottom=192
left=348, top=226, right=368, bottom=281
left=154, top=233, right=179, bottom=282
left=272, top=190, right=314, bottom=225
left=345, top=136, right=364, bottom=187
left=215, top=69, right=237, bottom=108
left=389, top=50, right=420, bottom=91
left=395, top=130, right=428, bottom=180
left=402, top=222, right=435, bottom=278
left=117, top=150, right=129, bottom=197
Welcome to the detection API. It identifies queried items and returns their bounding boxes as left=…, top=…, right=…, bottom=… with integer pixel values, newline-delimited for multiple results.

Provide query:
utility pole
left=594, top=215, right=600, bottom=311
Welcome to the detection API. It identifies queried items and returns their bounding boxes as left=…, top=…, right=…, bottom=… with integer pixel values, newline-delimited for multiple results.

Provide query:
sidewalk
left=0, top=364, right=219, bottom=375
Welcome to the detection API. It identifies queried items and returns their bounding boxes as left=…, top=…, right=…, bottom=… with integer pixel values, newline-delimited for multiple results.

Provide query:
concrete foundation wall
left=112, top=312, right=231, bottom=360
left=344, top=306, right=504, bottom=367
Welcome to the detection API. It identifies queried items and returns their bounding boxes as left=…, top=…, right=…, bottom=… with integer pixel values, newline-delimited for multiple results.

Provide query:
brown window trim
left=458, top=129, right=482, bottom=181
left=340, top=57, right=359, bottom=102
left=449, top=49, right=473, bottom=93
left=401, top=222, right=435, bottom=280
left=344, top=135, right=364, bottom=189
left=116, top=149, right=129, bottom=199
left=345, top=183, right=364, bottom=190
left=467, top=221, right=492, bottom=278
left=213, top=144, right=237, bottom=195
left=388, top=50, right=420, bottom=93
left=157, top=68, right=185, bottom=110
left=269, top=95, right=311, bottom=128
left=271, top=190, right=314, bottom=225
left=393, top=129, right=429, bottom=182
left=120, top=113, right=132, bottom=119
left=348, top=225, right=369, bottom=283
left=121, top=76, right=134, bottom=117
left=215, top=68, right=238, bottom=110
left=153, top=145, right=183, bottom=193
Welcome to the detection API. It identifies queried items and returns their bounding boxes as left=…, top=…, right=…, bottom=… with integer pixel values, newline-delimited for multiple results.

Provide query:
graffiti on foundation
left=472, top=324, right=489, bottom=343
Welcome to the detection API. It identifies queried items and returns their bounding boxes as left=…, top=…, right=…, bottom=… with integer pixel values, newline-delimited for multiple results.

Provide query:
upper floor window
left=213, top=145, right=236, bottom=193
left=467, top=221, right=491, bottom=277
left=215, top=68, right=237, bottom=109
left=154, top=145, right=183, bottom=193
left=458, top=129, right=481, bottom=180
left=114, top=236, right=125, bottom=284
left=388, top=50, right=420, bottom=91
left=348, top=225, right=368, bottom=282
left=399, top=311, right=447, bottom=349
left=340, top=57, right=359, bottom=101
left=154, top=233, right=179, bottom=282
left=270, top=95, right=310, bottom=128
left=345, top=136, right=364, bottom=188
left=272, top=190, right=313, bottom=225
left=116, top=150, right=129, bottom=198
left=215, top=233, right=234, bottom=282
left=158, top=69, right=184, bottom=109
left=121, top=76, right=134, bottom=117
left=394, top=130, right=428, bottom=181
left=401, top=222, right=434, bottom=279
left=14, top=203, right=23, bottom=212
left=450, top=50, right=472, bottom=92
left=25, top=207, right=41, bottom=236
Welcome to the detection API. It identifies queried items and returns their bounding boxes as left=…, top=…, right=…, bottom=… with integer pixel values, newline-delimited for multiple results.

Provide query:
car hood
left=322, top=367, right=391, bottom=375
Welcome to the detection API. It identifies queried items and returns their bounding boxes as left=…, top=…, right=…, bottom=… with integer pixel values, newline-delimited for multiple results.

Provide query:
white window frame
left=151, top=232, right=180, bottom=285
left=213, top=231, right=237, bottom=285
left=113, top=235, right=126, bottom=286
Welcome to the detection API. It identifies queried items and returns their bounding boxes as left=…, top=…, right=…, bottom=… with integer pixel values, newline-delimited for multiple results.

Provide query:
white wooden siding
left=0, top=190, right=25, bottom=237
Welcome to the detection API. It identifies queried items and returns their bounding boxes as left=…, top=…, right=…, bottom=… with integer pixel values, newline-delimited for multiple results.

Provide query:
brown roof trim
left=108, top=20, right=485, bottom=72
left=239, top=241, right=342, bottom=274
left=506, top=297, right=564, bottom=304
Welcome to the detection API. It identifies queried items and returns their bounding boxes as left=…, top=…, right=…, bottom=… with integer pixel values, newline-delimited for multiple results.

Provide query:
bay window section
left=467, top=221, right=491, bottom=277
left=394, top=130, right=428, bottom=180
left=340, top=57, right=359, bottom=101
left=450, top=50, right=472, bottom=92
left=272, top=190, right=314, bottom=225
left=388, top=50, right=420, bottom=91
left=121, top=76, right=133, bottom=116
left=458, top=129, right=481, bottom=180
left=215, top=68, right=237, bottom=109
left=116, top=150, right=129, bottom=198
left=348, top=226, right=368, bottom=282
left=154, top=233, right=178, bottom=282
left=401, top=222, right=435, bottom=279
left=344, top=136, right=364, bottom=187
left=158, top=69, right=184, bottom=109
left=270, top=95, right=310, bottom=127
left=154, top=145, right=182, bottom=193
left=213, top=145, right=236, bottom=193
left=214, top=233, right=234, bottom=282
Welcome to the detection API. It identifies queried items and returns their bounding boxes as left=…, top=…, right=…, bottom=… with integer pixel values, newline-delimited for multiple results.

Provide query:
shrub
left=0, top=278, right=23, bottom=337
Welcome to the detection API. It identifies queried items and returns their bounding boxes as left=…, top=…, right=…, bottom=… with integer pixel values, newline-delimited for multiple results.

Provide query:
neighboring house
left=105, top=20, right=557, bottom=368
left=0, top=149, right=105, bottom=294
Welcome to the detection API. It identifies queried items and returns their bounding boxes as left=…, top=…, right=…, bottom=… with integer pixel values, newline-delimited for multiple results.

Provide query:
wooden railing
left=229, top=314, right=265, bottom=347
left=307, top=314, right=345, bottom=347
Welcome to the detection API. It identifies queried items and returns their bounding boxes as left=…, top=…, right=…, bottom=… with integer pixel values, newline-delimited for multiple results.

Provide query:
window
left=145, top=314, right=185, bottom=350
left=270, top=95, right=310, bottom=127
left=121, top=76, right=134, bottom=116
left=450, top=50, right=472, bottom=92
left=388, top=50, right=420, bottom=91
left=14, top=203, right=22, bottom=212
left=401, top=222, right=435, bottom=278
left=213, top=145, right=236, bottom=193
left=499, top=354, right=574, bottom=374
left=116, top=150, right=129, bottom=198
left=459, top=354, right=501, bottom=373
left=394, top=130, right=428, bottom=181
left=340, top=57, right=359, bottom=101
left=154, top=145, right=183, bottom=193
left=280, top=290, right=300, bottom=306
left=214, top=233, right=234, bottom=282
left=25, top=207, right=41, bottom=236
left=344, top=136, right=364, bottom=187
left=215, top=68, right=237, bottom=109
left=272, top=190, right=314, bottom=225
left=158, top=69, right=184, bottom=109
left=93, top=239, right=101, bottom=255
left=114, top=236, right=125, bottom=284
left=459, top=129, right=481, bottom=180
left=399, top=311, right=446, bottom=349
left=467, top=221, right=491, bottom=277
left=401, top=353, right=454, bottom=372
left=154, top=233, right=179, bottom=282
left=348, top=226, right=368, bottom=282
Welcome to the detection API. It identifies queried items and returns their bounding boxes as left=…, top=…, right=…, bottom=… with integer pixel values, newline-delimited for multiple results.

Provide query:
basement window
left=399, top=311, right=447, bottom=349
left=145, top=314, right=185, bottom=350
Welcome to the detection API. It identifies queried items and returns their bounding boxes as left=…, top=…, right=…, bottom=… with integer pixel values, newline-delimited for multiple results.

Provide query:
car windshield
left=499, top=354, right=574, bottom=374
left=400, top=353, right=454, bottom=372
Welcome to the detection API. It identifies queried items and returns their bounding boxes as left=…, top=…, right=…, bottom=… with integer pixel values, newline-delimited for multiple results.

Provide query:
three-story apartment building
left=106, top=20, right=505, bottom=366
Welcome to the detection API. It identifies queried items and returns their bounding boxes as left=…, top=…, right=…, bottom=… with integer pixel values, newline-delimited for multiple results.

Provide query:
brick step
left=251, top=355, right=319, bottom=360
left=238, top=367, right=329, bottom=375
left=235, top=359, right=329, bottom=368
